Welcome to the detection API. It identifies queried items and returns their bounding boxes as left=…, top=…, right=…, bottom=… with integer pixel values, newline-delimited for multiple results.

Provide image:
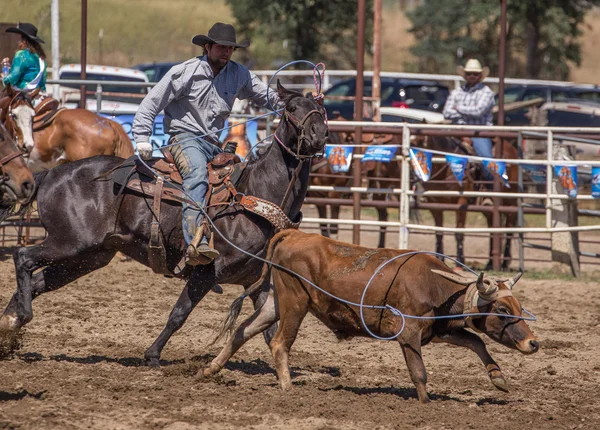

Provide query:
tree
left=227, top=0, right=373, bottom=69
left=406, top=0, right=600, bottom=80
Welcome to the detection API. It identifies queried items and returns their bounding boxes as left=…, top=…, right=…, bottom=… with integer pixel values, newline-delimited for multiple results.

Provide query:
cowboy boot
left=186, top=224, right=220, bottom=266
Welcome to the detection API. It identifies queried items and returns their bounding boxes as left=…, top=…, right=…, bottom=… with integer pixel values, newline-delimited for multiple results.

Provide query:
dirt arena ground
left=0, top=210, right=599, bottom=429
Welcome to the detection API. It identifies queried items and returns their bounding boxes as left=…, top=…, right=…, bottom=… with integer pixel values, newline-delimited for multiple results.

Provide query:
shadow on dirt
left=0, top=389, right=46, bottom=402
left=322, top=384, right=466, bottom=402
left=16, top=351, right=183, bottom=367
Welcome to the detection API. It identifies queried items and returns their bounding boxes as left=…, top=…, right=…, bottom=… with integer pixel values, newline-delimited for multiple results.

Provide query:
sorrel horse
left=29, top=108, right=134, bottom=172
left=416, top=136, right=519, bottom=270
left=0, top=82, right=328, bottom=366
left=0, top=87, right=36, bottom=152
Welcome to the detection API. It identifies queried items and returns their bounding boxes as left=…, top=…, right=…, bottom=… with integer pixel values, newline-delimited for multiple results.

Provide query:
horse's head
left=0, top=87, right=36, bottom=152
left=0, top=121, right=35, bottom=204
left=276, top=80, right=328, bottom=158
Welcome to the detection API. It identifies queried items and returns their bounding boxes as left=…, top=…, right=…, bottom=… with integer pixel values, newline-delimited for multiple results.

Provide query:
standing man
left=133, top=22, right=281, bottom=266
left=443, top=58, right=495, bottom=159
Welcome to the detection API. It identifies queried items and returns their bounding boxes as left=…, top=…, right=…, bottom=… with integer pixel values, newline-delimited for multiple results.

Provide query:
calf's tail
left=210, top=229, right=295, bottom=345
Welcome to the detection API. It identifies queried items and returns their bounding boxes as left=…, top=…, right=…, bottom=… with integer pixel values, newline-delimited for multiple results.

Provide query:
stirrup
left=185, top=244, right=216, bottom=266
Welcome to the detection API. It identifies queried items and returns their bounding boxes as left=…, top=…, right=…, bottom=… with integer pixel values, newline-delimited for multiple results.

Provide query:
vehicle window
left=551, top=90, right=572, bottom=102
left=380, top=85, right=395, bottom=102
left=569, top=90, right=600, bottom=103
left=502, top=87, right=524, bottom=103
left=522, top=88, right=547, bottom=101
left=142, top=68, right=157, bottom=82
left=324, top=83, right=353, bottom=105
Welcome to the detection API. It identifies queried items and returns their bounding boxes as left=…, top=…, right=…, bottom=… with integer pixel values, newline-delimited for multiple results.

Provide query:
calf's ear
left=430, top=269, right=476, bottom=285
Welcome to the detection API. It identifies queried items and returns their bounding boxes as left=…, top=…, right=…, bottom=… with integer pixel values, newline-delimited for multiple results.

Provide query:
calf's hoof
left=490, top=374, right=509, bottom=392
left=202, top=362, right=222, bottom=377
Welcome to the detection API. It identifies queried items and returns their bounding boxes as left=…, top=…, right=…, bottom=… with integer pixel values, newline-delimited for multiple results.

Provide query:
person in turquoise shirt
left=2, top=22, right=47, bottom=94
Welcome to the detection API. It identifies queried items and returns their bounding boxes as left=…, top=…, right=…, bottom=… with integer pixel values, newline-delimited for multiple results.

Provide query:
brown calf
left=206, top=230, right=539, bottom=403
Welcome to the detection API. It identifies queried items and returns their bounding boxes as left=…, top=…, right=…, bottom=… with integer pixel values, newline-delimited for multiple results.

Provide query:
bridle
left=273, top=97, right=327, bottom=210
left=0, top=151, right=25, bottom=184
left=273, top=101, right=326, bottom=161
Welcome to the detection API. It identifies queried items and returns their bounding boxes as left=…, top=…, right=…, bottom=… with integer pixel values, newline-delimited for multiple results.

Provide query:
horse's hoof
left=490, top=375, right=509, bottom=392
left=145, top=357, right=161, bottom=368
left=0, top=330, right=22, bottom=359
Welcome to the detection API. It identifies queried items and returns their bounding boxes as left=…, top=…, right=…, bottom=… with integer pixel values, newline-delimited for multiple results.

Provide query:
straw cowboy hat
left=192, top=22, right=249, bottom=48
left=457, top=58, right=489, bottom=82
left=5, top=22, right=45, bottom=44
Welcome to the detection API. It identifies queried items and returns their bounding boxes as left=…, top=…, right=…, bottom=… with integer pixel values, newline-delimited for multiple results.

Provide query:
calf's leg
left=399, top=337, right=430, bottom=403
left=434, top=329, right=508, bottom=392
left=269, top=273, right=310, bottom=390
left=205, top=289, right=279, bottom=376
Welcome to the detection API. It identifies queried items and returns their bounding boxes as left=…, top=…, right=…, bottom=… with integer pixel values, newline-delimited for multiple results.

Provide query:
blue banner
left=554, top=165, right=578, bottom=198
left=522, top=164, right=547, bottom=184
left=101, top=113, right=169, bottom=158
left=592, top=167, right=600, bottom=198
left=409, top=148, right=432, bottom=182
left=362, top=145, right=397, bottom=163
left=482, top=159, right=510, bottom=188
left=325, top=145, right=353, bottom=173
left=446, top=154, right=468, bottom=185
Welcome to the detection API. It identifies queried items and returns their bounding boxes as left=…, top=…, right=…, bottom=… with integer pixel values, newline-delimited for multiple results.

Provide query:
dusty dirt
left=0, top=239, right=599, bottom=429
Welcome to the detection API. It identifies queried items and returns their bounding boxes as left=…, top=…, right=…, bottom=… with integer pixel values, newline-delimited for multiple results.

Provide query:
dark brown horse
left=29, top=108, right=134, bottom=172
left=309, top=118, right=400, bottom=248
left=416, top=136, right=519, bottom=270
left=0, top=83, right=328, bottom=366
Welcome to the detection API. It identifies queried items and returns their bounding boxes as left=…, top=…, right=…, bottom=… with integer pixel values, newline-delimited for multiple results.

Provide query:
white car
left=56, top=64, right=149, bottom=114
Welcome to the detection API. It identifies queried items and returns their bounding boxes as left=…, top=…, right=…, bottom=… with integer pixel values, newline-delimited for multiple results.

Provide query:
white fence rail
left=302, top=121, right=600, bottom=250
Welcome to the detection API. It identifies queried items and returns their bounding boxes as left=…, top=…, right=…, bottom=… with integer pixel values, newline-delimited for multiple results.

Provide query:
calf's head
left=434, top=271, right=539, bottom=354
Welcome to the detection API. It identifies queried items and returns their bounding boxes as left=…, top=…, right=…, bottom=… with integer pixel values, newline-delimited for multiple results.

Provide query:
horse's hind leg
left=316, top=204, right=330, bottom=237
left=455, top=205, right=468, bottom=265
left=330, top=204, right=340, bottom=240
left=144, top=264, right=215, bottom=367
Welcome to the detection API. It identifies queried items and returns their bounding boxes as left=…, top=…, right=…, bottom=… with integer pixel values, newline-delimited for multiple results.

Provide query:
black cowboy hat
left=192, top=22, right=249, bottom=48
left=5, top=22, right=45, bottom=44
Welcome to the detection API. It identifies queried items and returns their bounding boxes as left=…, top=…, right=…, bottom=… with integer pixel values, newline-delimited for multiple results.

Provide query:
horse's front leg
left=247, top=279, right=278, bottom=345
left=144, top=264, right=215, bottom=367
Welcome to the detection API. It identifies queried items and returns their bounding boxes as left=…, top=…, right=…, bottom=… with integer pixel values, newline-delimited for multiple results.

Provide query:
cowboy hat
left=192, top=22, right=249, bottom=48
left=5, top=22, right=45, bottom=44
left=457, top=58, right=489, bottom=82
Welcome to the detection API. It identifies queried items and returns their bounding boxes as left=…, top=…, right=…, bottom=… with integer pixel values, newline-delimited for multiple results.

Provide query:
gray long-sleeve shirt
left=132, top=55, right=280, bottom=145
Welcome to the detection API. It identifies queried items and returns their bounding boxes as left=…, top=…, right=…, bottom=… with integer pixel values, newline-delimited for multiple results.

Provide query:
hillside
left=1, top=1, right=598, bottom=84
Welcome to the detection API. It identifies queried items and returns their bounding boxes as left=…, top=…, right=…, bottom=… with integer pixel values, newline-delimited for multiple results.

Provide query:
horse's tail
left=109, top=120, right=135, bottom=159
left=210, top=229, right=295, bottom=345
left=0, top=170, right=50, bottom=223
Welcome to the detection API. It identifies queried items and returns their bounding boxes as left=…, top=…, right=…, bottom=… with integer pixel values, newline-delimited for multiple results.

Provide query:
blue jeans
left=168, top=133, right=223, bottom=246
left=472, top=137, right=493, bottom=181
left=471, top=137, right=493, bottom=158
